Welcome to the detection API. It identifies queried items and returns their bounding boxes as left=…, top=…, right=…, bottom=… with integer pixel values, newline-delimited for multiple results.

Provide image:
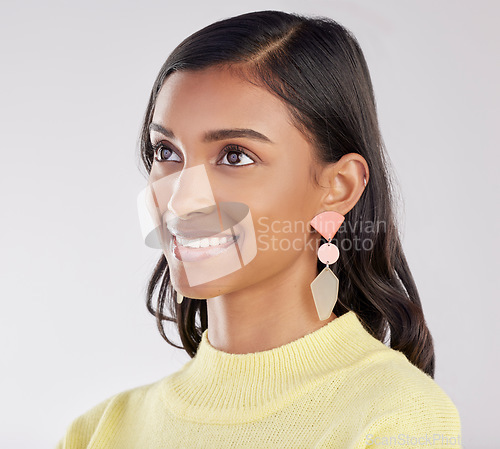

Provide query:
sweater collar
left=161, top=311, right=387, bottom=424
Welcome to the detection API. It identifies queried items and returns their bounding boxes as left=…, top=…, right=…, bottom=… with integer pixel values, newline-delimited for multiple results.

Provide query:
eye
left=153, top=143, right=182, bottom=163
left=151, top=141, right=256, bottom=166
left=218, top=145, right=255, bottom=167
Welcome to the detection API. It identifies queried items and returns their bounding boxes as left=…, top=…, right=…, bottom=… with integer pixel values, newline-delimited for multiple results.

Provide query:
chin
left=176, top=282, right=237, bottom=300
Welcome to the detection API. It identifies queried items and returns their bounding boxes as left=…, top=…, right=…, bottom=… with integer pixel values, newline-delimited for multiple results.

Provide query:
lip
left=172, top=232, right=244, bottom=262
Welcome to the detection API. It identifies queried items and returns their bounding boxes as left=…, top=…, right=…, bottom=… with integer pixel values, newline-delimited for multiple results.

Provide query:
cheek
left=250, top=167, right=314, bottom=248
left=260, top=158, right=313, bottom=218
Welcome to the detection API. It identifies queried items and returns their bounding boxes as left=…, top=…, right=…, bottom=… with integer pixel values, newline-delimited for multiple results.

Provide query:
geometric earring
left=309, top=211, right=345, bottom=321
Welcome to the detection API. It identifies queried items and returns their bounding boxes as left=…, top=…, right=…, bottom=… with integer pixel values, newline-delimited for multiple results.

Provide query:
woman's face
left=148, top=66, right=322, bottom=298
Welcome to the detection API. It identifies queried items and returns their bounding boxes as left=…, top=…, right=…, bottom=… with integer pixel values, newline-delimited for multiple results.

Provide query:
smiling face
left=148, top=65, right=323, bottom=299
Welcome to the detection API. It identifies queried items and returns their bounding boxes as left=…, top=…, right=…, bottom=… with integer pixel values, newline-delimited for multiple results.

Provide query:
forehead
left=151, top=67, right=293, bottom=132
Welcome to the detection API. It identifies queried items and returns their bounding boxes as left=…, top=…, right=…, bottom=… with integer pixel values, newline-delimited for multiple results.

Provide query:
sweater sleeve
left=55, top=394, right=116, bottom=449
left=361, top=387, right=462, bottom=448
left=314, top=361, right=463, bottom=449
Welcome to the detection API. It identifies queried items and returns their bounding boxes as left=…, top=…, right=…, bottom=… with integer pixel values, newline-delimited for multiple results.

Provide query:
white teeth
left=178, top=235, right=235, bottom=248
left=209, top=237, right=222, bottom=246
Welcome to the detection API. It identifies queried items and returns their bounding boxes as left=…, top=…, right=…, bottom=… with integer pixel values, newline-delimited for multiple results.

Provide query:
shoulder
left=56, top=377, right=167, bottom=448
left=364, top=347, right=458, bottom=409
left=347, top=347, right=462, bottom=446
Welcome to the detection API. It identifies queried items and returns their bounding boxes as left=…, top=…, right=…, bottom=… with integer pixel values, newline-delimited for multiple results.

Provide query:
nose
left=167, top=164, right=217, bottom=220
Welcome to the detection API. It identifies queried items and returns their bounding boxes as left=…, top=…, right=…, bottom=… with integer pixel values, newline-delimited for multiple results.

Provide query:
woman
left=57, top=10, right=462, bottom=448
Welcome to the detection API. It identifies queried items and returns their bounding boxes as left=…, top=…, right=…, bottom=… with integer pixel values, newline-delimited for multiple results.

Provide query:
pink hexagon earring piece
left=309, top=211, right=345, bottom=320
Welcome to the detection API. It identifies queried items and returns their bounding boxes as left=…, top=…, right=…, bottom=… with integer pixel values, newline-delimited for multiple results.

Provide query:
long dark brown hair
left=137, top=10, right=435, bottom=377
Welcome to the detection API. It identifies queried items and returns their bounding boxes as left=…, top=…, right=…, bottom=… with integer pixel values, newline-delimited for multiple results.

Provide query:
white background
left=1, top=1, right=498, bottom=448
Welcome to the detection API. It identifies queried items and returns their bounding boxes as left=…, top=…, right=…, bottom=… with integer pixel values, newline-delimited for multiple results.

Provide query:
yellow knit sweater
left=56, top=311, right=462, bottom=448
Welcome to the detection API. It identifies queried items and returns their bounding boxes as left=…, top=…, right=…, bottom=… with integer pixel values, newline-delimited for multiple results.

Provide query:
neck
left=206, top=255, right=337, bottom=354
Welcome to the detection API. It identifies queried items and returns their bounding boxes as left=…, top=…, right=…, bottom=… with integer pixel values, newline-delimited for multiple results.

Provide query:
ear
left=317, top=153, right=369, bottom=215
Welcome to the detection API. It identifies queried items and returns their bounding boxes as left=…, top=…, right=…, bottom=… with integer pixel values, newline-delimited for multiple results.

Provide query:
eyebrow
left=149, top=122, right=274, bottom=144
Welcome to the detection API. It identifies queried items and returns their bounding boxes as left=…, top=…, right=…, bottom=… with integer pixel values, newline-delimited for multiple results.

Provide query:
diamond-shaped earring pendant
left=310, top=266, right=339, bottom=320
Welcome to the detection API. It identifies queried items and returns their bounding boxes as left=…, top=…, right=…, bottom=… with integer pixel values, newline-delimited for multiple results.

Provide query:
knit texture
left=56, top=311, right=462, bottom=448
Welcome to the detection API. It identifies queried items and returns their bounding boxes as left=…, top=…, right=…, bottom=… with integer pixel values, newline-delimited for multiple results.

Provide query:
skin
left=149, top=65, right=369, bottom=354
